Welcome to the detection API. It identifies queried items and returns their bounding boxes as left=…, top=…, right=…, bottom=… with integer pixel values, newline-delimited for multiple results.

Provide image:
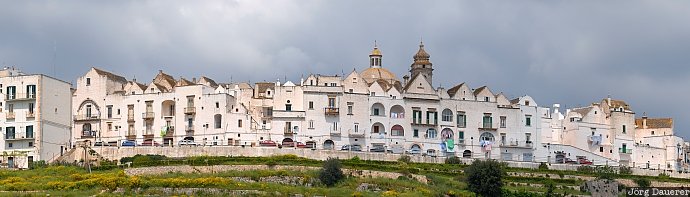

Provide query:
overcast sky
left=1, top=1, right=689, bottom=139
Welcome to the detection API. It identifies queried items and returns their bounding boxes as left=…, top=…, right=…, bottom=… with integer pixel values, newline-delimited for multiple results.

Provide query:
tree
left=445, top=156, right=461, bottom=164
left=319, top=157, right=344, bottom=187
left=634, top=178, right=651, bottom=187
left=464, top=159, right=504, bottom=197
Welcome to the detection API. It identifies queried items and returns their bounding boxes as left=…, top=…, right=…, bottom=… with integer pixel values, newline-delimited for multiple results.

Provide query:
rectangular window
left=332, top=122, right=338, bottom=131
left=373, top=108, right=380, bottom=116
left=458, top=131, right=464, bottom=139
left=413, top=110, right=422, bottom=124
left=6, top=127, right=15, bottom=139
left=526, top=133, right=532, bottom=143
left=107, top=123, right=112, bottom=132
left=308, top=101, right=314, bottom=110
left=622, top=125, right=626, bottom=134
left=355, top=124, right=359, bottom=133
left=26, top=85, right=36, bottom=98
left=346, top=102, right=354, bottom=115
left=484, top=97, right=489, bottom=102
left=600, top=147, right=604, bottom=152
left=237, top=119, right=243, bottom=128
left=285, top=104, right=292, bottom=111
left=215, top=102, right=219, bottom=108
left=309, top=120, right=314, bottom=129
left=86, top=78, right=91, bottom=86
left=328, top=97, right=336, bottom=107
left=525, top=115, right=532, bottom=126
left=500, top=116, right=507, bottom=128
left=28, top=103, right=34, bottom=114
left=373, top=125, right=379, bottom=133
left=6, top=86, right=15, bottom=100
left=413, top=129, right=419, bottom=138
left=500, top=133, right=506, bottom=145
left=457, top=112, right=466, bottom=128
left=483, top=113, right=492, bottom=128
left=107, top=105, right=113, bottom=119
left=26, top=126, right=33, bottom=138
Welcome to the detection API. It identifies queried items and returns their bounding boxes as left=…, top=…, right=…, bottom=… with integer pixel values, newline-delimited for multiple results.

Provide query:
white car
left=179, top=140, right=199, bottom=146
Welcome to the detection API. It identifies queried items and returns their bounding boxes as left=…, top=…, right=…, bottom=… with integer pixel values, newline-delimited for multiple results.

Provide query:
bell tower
left=410, top=41, right=433, bottom=85
left=369, top=41, right=382, bottom=68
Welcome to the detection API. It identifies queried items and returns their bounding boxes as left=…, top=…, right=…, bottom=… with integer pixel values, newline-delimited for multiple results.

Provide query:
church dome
left=413, top=42, right=430, bottom=60
left=361, top=67, right=400, bottom=84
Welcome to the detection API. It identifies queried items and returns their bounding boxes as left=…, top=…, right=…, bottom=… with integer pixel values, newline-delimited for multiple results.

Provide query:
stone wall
left=94, top=146, right=690, bottom=179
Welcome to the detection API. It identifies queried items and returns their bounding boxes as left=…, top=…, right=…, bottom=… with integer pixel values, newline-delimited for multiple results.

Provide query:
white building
left=72, top=68, right=251, bottom=147
left=0, top=67, right=72, bottom=169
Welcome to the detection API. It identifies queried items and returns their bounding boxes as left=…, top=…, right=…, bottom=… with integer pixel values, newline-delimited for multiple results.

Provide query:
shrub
left=350, top=156, right=361, bottom=162
left=634, top=178, right=651, bottom=187
left=445, top=156, right=461, bottom=164
left=465, top=160, right=504, bottom=197
left=538, top=162, right=549, bottom=170
left=619, top=166, right=632, bottom=175
left=397, top=155, right=411, bottom=163
left=576, top=165, right=594, bottom=174
left=658, top=173, right=670, bottom=178
left=319, top=157, right=344, bottom=187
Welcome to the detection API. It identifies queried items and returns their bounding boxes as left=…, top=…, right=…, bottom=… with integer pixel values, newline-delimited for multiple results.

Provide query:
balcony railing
left=74, top=114, right=99, bottom=121
left=127, top=114, right=135, bottom=122
left=5, top=132, right=34, bottom=140
left=526, top=141, right=533, bottom=148
left=126, top=133, right=136, bottom=140
left=81, top=130, right=97, bottom=138
left=619, top=148, right=633, bottom=154
left=185, top=125, right=194, bottom=132
left=184, top=107, right=196, bottom=115
left=457, top=139, right=465, bottom=145
left=330, top=130, right=341, bottom=136
left=324, top=107, right=339, bottom=116
left=348, top=132, right=364, bottom=138
left=6, top=112, right=15, bottom=119
left=6, top=93, right=36, bottom=101
left=26, top=112, right=35, bottom=118
left=142, top=112, right=155, bottom=120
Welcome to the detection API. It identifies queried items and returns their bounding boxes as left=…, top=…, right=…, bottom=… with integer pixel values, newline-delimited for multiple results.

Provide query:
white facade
left=67, top=44, right=689, bottom=172
left=0, top=67, right=72, bottom=169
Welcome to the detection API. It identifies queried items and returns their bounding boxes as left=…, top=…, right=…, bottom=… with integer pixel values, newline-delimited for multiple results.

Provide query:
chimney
left=403, top=75, right=410, bottom=86
left=192, top=77, right=196, bottom=83
left=642, top=112, right=648, bottom=129
left=607, top=95, right=612, bottom=106
left=553, top=104, right=560, bottom=114
left=159, top=70, right=163, bottom=74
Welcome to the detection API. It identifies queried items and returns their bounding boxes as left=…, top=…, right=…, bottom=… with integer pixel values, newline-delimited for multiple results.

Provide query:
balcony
left=74, top=114, right=99, bottom=121
left=5, top=93, right=36, bottom=102
left=6, top=112, right=15, bottom=119
left=81, top=130, right=97, bottom=139
left=411, top=121, right=438, bottom=126
left=499, top=140, right=533, bottom=149
left=5, top=133, right=34, bottom=141
left=348, top=132, right=365, bottom=138
left=330, top=130, right=341, bottom=136
left=162, top=126, right=175, bottom=137
left=185, top=125, right=194, bottom=133
left=324, top=107, right=339, bottom=116
left=478, top=126, right=498, bottom=131
left=127, top=114, right=135, bottom=122
left=619, top=148, right=633, bottom=154
left=273, top=110, right=306, bottom=118
left=143, top=133, right=154, bottom=139
left=26, top=112, right=35, bottom=118
left=526, top=141, right=533, bottom=148
left=142, top=112, right=155, bottom=120
left=125, top=133, right=136, bottom=140
left=284, top=128, right=295, bottom=135
left=184, top=107, right=196, bottom=115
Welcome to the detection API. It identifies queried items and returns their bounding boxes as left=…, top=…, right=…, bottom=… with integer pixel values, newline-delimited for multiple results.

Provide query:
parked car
left=93, top=141, right=111, bottom=147
left=341, top=144, right=362, bottom=151
left=295, top=142, right=307, bottom=148
left=121, top=140, right=136, bottom=147
left=179, top=139, right=199, bottom=146
left=577, top=157, right=593, bottom=165
left=405, top=147, right=422, bottom=154
left=259, top=140, right=277, bottom=147
left=369, top=146, right=386, bottom=152
left=563, top=158, right=577, bottom=164
left=141, top=140, right=160, bottom=146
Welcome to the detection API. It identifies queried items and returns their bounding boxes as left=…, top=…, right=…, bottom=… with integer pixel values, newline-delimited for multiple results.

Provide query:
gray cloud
left=1, top=0, right=689, bottom=138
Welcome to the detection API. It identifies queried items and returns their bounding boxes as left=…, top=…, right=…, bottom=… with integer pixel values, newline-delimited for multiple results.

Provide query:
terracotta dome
left=361, top=67, right=400, bottom=84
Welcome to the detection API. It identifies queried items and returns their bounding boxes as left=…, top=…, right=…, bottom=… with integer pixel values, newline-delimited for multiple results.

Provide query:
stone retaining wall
left=125, top=164, right=428, bottom=184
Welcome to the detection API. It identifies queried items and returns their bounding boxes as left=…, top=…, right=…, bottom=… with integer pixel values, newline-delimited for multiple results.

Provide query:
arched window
left=426, top=128, right=437, bottom=139
left=214, top=114, right=222, bottom=129
left=390, top=105, right=404, bottom=118
left=391, top=125, right=404, bottom=136
left=480, top=132, right=495, bottom=141
left=442, top=109, right=453, bottom=122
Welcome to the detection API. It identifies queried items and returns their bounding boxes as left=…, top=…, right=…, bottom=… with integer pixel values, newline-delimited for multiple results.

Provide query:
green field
left=0, top=155, right=686, bottom=196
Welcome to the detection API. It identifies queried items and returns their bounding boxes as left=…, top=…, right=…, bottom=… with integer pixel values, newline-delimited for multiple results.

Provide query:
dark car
left=121, top=140, right=136, bottom=147
left=369, top=146, right=386, bottom=152
left=341, top=144, right=362, bottom=151
left=93, top=141, right=111, bottom=147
